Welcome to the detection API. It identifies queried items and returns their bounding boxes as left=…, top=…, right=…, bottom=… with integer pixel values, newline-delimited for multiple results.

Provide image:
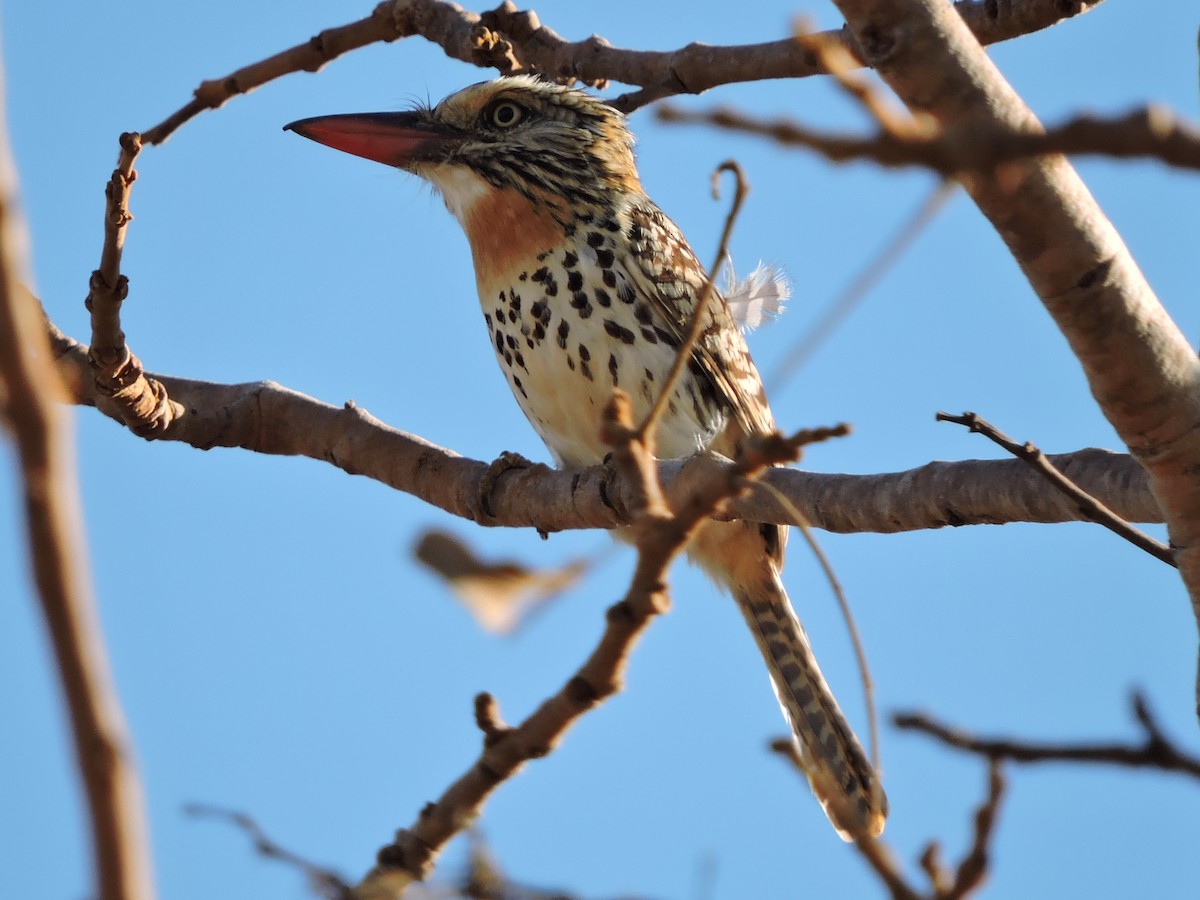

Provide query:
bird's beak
left=284, top=112, right=455, bottom=168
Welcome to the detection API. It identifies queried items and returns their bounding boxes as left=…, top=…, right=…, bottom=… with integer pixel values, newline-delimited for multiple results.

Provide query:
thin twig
left=937, top=411, right=1175, bottom=566
left=141, top=4, right=408, bottom=145
left=83, top=133, right=181, bottom=436
left=185, top=805, right=351, bottom=899
left=637, top=160, right=748, bottom=448
left=894, top=692, right=1200, bottom=778
left=945, top=761, right=1005, bottom=899
left=767, top=181, right=954, bottom=389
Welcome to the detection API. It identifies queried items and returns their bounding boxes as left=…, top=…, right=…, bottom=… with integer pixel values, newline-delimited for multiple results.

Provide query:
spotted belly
left=478, top=254, right=725, bottom=469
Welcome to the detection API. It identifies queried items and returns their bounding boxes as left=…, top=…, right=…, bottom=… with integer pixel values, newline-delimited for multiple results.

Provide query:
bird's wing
left=621, top=200, right=775, bottom=442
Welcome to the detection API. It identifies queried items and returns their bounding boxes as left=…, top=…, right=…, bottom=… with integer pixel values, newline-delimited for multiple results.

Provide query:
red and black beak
left=284, top=112, right=457, bottom=168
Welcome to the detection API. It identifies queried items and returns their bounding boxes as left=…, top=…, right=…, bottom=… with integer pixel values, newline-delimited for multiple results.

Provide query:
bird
left=285, top=75, right=887, bottom=840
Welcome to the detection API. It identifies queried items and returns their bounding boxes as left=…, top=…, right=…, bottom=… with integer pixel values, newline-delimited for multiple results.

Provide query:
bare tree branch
left=48, top=319, right=1162, bottom=536
left=135, top=0, right=1107, bottom=144
left=352, top=397, right=807, bottom=897
left=894, top=693, right=1200, bottom=779
left=656, top=104, right=1200, bottom=172
left=829, top=0, right=1200, bottom=712
left=0, top=68, right=155, bottom=900
left=938, top=411, right=1175, bottom=565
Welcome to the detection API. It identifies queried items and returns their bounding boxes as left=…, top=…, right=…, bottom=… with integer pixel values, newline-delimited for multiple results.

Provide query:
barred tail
left=734, top=570, right=888, bottom=840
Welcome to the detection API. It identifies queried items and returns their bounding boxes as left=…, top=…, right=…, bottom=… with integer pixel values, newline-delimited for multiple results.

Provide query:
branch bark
left=49, top=319, right=1162, bottom=537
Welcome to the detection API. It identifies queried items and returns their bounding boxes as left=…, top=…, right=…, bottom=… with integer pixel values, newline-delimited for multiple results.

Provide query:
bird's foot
left=475, top=450, right=536, bottom=521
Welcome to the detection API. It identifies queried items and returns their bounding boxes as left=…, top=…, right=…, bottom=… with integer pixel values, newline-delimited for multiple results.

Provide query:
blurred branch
left=185, top=805, right=351, bottom=899
left=766, top=180, right=954, bottom=388
left=0, top=72, right=155, bottom=900
left=895, top=692, right=1200, bottom=779
left=655, top=104, right=1200, bottom=172
left=938, top=411, right=1175, bottom=565
left=353, top=398, right=805, bottom=897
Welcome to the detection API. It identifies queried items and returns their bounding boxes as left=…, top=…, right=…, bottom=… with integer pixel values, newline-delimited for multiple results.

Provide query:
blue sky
left=2, top=2, right=1199, bottom=898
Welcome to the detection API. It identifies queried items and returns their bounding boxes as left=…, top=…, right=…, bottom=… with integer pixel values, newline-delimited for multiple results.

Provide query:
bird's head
left=285, top=76, right=642, bottom=231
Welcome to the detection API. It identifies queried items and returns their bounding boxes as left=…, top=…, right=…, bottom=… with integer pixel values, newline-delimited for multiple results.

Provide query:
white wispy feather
left=722, top=260, right=790, bottom=331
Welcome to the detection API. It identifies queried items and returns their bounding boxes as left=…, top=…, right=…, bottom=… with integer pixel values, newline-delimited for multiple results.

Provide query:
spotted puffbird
left=286, top=75, right=887, bottom=839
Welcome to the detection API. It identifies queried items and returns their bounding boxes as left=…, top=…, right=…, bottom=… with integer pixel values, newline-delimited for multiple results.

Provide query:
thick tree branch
left=0, top=78, right=155, bottom=900
left=49, top=319, right=1161, bottom=536
left=829, top=0, right=1200, bottom=708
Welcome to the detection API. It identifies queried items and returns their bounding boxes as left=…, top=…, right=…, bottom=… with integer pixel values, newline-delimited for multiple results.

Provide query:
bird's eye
left=487, top=101, right=525, bottom=129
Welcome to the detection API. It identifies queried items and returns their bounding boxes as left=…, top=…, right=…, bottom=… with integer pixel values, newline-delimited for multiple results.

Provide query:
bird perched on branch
left=286, top=75, right=886, bottom=839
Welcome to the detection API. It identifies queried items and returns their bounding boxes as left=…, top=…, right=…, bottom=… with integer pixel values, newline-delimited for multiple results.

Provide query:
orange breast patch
left=463, top=187, right=568, bottom=280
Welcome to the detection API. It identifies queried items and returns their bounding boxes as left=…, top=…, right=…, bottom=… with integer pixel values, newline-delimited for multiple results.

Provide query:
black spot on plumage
left=530, top=299, right=547, bottom=322
left=533, top=322, right=546, bottom=342
left=617, top=283, right=636, bottom=304
left=567, top=270, right=583, bottom=292
left=604, top=320, right=636, bottom=345
left=484, top=313, right=493, bottom=329
left=513, top=375, right=528, bottom=398
left=567, top=355, right=575, bottom=371
left=514, top=351, right=526, bottom=369
left=580, top=359, right=593, bottom=381
left=634, top=304, right=652, bottom=325
left=509, top=293, right=521, bottom=313
left=518, top=271, right=528, bottom=281
left=571, top=293, right=593, bottom=318
left=536, top=250, right=550, bottom=262
left=503, top=351, right=512, bottom=366
left=532, top=266, right=549, bottom=282
left=608, top=353, right=619, bottom=386
left=586, top=231, right=605, bottom=249
left=578, top=344, right=591, bottom=362
left=644, top=368, right=655, bottom=381
left=602, top=269, right=616, bottom=288
left=578, top=211, right=594, bottom=224
left=594, top=288, right=611, bottom=307
left=494, top=332, right=504, bottom=353
left=557, top=319, right=570, bottom=348
left=495, top=308, right=506, bottom=324
left=563, top=251, right=578, bottom=268
left=641, top=328, right=658, bottom=344
left=596, top=248, right=614, bottom=269
left=654, top=326, right=680, bottom=348
left=505, top=334, right=517, bottom=350
left=601, top=216, right=620, bottom=233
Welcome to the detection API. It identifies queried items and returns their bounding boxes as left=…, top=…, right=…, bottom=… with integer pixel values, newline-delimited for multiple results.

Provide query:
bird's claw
left=475, top=450, right=535, bottom=520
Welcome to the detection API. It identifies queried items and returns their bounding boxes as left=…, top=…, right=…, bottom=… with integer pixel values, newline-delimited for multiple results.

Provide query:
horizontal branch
left=894, top=693, right=1200, bottom=779
left=656, top=104, right=1200, bottom=172
left=50, top=322, right=1162, bottom=536
left=472, top=0, right=1105, bottom=110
